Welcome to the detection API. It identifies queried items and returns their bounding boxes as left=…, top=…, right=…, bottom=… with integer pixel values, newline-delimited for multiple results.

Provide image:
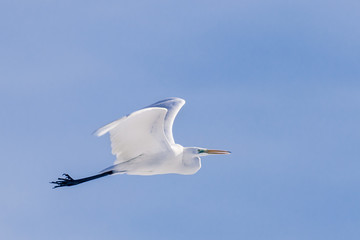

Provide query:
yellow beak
left=206, top=149, right=231, bottom=154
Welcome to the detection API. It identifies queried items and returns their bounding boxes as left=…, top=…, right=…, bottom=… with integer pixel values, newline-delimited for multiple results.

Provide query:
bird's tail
left=99, top=165, right=126, bottom=175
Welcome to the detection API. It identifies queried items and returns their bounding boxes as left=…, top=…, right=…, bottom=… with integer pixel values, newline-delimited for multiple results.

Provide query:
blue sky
left=1, top=0, right=359, bottom=239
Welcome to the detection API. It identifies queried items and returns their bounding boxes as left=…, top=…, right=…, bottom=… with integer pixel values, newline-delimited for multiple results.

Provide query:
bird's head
left=181, top=147, right=231, bottom=174
left=186, top=147, right=231, bottom=157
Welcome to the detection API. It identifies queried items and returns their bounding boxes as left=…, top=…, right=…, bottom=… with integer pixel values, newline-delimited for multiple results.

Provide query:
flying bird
left=51, top=97, right=230, bottom=188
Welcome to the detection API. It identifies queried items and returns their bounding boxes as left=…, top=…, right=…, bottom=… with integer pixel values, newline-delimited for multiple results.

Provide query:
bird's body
left=95, top=98, right=200, bottom=176
left=51, top=97, right=230, bottom=188
left=104, top=145, right=200, bottom=176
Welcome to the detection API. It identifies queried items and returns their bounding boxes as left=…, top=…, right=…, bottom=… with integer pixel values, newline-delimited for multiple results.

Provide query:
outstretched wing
left=94, top=107, right=171, bottom=164
left=145, top=97, right=185, bottom=144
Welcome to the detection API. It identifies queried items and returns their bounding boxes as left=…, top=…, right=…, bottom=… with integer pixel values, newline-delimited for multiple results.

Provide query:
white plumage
left=51, top=97, right=230, bottom=188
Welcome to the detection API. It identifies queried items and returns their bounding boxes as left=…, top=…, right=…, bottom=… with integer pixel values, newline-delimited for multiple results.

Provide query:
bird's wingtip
left=92, top=129, right=104, bottom=137
left=92, top=116, right=127, bottom=137
left=151, top=97, right=185, bottom=105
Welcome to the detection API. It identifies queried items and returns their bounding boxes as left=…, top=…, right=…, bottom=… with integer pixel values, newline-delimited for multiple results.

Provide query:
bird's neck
left=181, top=147, right=201, bottom=174
left=171, top=144, right=184, bottom=156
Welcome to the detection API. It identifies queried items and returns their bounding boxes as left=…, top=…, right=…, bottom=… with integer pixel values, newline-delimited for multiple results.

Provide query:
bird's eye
left=198, top=149, right=206, bottom=154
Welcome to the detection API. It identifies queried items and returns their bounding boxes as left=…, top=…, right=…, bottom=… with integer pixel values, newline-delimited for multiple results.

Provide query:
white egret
left=51, top=97, right=230, bottom=188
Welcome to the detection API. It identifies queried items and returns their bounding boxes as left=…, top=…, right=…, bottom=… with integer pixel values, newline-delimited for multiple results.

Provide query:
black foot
left=50, top=173, right=80, bottom=189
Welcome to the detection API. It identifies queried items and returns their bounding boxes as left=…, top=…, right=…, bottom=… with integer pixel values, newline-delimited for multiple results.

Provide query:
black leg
left=51, top=171, right=114, bottom=189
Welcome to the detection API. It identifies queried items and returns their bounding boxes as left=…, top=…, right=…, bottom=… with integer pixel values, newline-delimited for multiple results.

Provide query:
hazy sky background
left=1, top=0, right=359, bottom=239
